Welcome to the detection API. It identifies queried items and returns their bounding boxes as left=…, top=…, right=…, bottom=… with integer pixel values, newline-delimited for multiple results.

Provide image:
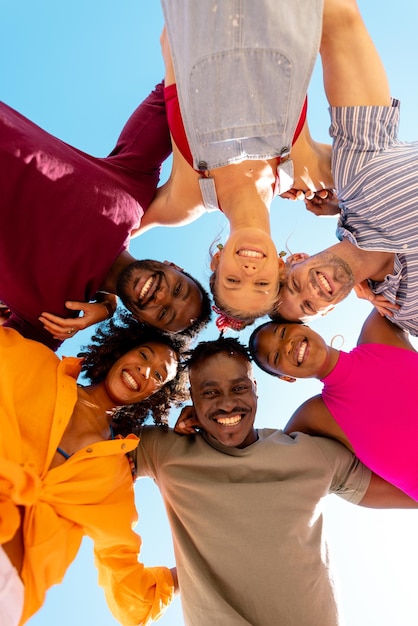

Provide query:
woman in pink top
left=249, top=310, right=418, bottom=500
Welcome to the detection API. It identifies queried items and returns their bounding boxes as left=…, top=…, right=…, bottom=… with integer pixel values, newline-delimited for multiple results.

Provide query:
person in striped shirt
left=274, top=0, right=418, bottom=336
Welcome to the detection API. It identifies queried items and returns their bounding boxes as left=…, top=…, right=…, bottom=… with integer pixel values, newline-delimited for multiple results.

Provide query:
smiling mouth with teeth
left=316, top=272, right=332, bottom=295
left=296, top=339, right=308, bottom=365
left=214, top=414, right=243, bottom=426
left=122, top=370, right=139, bottom=391
left=139, top=275, right=156, bottom=302
left=237, top=249, right=265, bottom=259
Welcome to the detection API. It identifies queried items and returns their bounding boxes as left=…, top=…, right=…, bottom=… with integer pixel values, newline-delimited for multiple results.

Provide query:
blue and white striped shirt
left=331, top=99, right=418, bottom=336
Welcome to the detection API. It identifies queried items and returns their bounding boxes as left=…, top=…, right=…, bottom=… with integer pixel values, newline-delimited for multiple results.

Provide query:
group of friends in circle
left=1, top=1, right=418, bottom=625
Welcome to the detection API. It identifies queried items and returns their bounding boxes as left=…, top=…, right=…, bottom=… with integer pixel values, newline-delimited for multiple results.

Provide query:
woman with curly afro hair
left=0, top=313, right=189, bottom=625
left=78, top=309, right=190, bottom=435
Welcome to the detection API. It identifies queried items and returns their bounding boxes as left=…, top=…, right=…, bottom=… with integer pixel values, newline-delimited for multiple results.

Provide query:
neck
left=317, top=346, right=340, bottom=379
left=327, top=239, right=394, bottom=282
left=221, top=181, right=273, bottom=233
left=76, top=384, right=117, bottom=428
left=100, top=249, right=136, bottom=293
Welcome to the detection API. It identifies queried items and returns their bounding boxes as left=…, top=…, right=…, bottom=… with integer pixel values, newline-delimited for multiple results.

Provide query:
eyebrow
left=140, top=344, right=155, bottom=356
left=198, top=376, right=249, bottom=389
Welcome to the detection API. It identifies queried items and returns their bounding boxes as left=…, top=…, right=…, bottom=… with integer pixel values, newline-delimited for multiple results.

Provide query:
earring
left=330, top=334, right=344, bottom=349
left=217, top=243, right=224, bottom=251
left=278, top=250, right=287, bottom=258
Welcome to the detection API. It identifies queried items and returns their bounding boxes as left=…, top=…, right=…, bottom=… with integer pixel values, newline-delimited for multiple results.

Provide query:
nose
left=153, top=285, right=168, bottom=305
left=216, top=393, right=237, bottom=411
left=286, top=338, right=295, bottom=356
left=139, top=365, right=151, bottom=380
left=241, top=259, right=258, bottom=274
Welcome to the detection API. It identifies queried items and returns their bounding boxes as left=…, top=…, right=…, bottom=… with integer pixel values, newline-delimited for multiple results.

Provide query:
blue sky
left=2, top=1, right=418, bottom=625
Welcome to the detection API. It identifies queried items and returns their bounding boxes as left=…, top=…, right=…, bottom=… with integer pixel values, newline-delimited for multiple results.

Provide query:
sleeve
left=312, top=436, right=371, bottom=504
left=107, top=81, right=172, bottom=182
left=3, top=312, right=63, bottom=352
left=84, top=454, right=174, bottom=625
left=131, top=426, right=168, bottom=480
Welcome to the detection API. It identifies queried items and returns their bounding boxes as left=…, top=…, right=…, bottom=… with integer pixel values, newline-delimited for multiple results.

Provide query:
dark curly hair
left=185, top=335, right=252, bottom=371
left=78, top=310, right=190, bottom=434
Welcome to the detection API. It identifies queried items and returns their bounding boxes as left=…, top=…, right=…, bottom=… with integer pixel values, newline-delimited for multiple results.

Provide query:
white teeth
left=215, top=415, right=242, bottom=426
left=122, top=371, right=139, bottom=391
left=237, top=249, right=264, bottom=259
left=317, top=272, right=332, bottom=294
left=139, top=276, right=154, bottom=300
left=297, top=340, right=308, bottom=364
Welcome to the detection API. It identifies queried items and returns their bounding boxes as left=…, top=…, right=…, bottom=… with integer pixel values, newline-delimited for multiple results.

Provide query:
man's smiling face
left=189, top=351, right=258, bottom=448
left=276, top=251, right=354, bottom=321
left=117, top=259, right=204, bottom=332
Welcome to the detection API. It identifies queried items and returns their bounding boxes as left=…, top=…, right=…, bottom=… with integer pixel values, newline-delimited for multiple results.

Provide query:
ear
left=210, top=251, right=221, bottom=271
left=164, top=260, right=184, bottom=272
left=173, top=405, right=202, bottom=434
left=286, top=252, right=309, bottom=266
left=278, top=375, right=297, bottom=383
left=277, top=256, right=287, bottom=281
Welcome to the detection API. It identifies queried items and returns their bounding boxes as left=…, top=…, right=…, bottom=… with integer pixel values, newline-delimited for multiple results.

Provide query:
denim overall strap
left=162, top=0, right=324, bottom=170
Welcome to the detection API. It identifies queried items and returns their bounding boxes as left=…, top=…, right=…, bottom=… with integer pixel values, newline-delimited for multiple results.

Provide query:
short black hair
left=185, top=335, right=252, bottom=371
left=248, top=322, right=276, bottom=376
left=78, top=310, right=189, bottom=433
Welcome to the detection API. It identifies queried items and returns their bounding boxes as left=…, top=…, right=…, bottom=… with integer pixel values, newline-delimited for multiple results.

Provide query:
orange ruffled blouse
left=0, top=327, right=174, bottom=624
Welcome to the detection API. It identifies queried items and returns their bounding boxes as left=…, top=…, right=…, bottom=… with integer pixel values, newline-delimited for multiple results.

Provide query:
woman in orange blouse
left=0, top=313, right=187, bottom=625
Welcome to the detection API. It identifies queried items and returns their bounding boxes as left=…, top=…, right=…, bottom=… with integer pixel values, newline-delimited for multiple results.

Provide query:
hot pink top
left=321, top=343, right=418, bottom=499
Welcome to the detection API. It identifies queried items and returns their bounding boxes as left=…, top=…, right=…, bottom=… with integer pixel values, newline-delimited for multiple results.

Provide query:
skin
left=39, top=255, right=204, bottom=336
left=251, top=310, right=416, bottom=455
left=181, top=352, right=259, bottom=449
left=251, top=321, right=339, bottom=381
left=277, top=0, right=399, bottom=321
left=174, top=344, right=418, bottom=511
left=138, top=28, right=333, bottom=319
left=278, top=250, right=355, bottom=321
left=3, top=341, right=178, bottom=575
left=277, top=241, right=395, bottom=321
left=211, top=230, right=285, bottom=316
left=115, top=258, right=203, bottom=332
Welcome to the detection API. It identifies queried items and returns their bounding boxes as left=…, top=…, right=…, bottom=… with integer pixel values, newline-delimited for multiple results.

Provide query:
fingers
left=64, top=301, right=85, bottom=311
left=38, top=313, right=81, bottom=340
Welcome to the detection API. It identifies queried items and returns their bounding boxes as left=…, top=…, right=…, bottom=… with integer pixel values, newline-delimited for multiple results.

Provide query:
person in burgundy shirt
left=0, top=82, right=211, bottom=351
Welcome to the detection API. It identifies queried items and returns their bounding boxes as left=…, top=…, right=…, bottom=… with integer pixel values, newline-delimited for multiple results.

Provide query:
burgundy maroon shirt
left=0, top=82, right=171, bottom=350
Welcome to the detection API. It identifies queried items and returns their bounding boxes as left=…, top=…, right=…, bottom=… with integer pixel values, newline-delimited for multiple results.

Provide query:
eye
left=154, top=371, right=164, bottom=383
left=291, top=277, right=300, bottom=292
left=173, top=282, right=182, bottom=296
left=233, top=384, right=250, bottom=393
left=279, top=326, right=285, bottom=339
left=201, top=389, right=217, bottom=397
left=159, top=307, right=168, bottom=320
left=304, top=300, right=316, bottom=314
left=226, top=277, right=240, bottom=284
left=139, top=351, right=148, bottom=360
left=255, top=281, right=269, bottom=287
